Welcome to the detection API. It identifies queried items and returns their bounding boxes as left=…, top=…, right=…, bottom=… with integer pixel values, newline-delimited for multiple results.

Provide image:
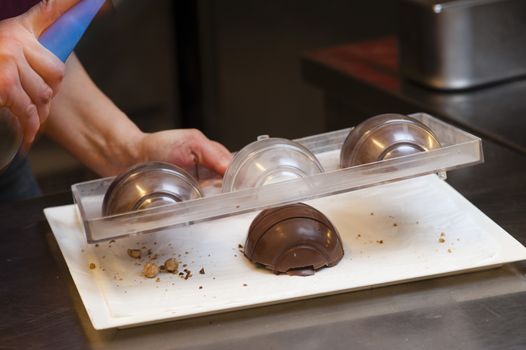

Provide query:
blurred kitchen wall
left=29, top=0, right=396, bottom=194
left=196, top=0, right=397, bottom=149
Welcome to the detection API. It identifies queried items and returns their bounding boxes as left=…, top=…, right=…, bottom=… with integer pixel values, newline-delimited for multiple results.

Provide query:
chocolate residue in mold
left=243, top=203, right=344, bottom=276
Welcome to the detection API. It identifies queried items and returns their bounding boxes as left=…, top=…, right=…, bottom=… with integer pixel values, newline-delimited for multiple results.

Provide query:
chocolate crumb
left=164, top=258, right=179, bottom=273
left=393, top=223, right=398, bottom=227
left=238, top=244, right=243, bottom=249
left=95, top=244, right=99, bottom=248
left=178, top=272, right=184, bottom=276
left=370, top=212, right=374, bottom=216
left=439, top=238, right=446, bottom=243
left=199, top=286, right=203, bottom=290
left=89, top=263, right=96, bottom=270
left=377, top=240, right=384, bottom=244
left=243, top=283, right=247, bottom=287
left=185, top=251, right=189, bottom=255
left=127, top=249, right=142, bottom=259
left=199, top=268, right=205, bottom=275
left=143, top=262, right=159, bottom=278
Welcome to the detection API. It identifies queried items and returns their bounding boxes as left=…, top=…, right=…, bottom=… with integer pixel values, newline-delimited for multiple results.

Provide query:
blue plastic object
left=38, top=0, right=106, bottom=62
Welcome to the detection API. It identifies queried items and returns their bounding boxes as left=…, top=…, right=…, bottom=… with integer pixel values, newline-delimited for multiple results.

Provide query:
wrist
left=104, top=115, right=145, bottom=175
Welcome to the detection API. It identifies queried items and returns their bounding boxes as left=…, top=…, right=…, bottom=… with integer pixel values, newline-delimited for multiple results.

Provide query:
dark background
left=29, top=0, right=397, bottom=194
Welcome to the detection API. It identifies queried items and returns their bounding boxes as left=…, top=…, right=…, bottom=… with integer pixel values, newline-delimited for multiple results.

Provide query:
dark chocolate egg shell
left=244, top=203, right=344, bottom=275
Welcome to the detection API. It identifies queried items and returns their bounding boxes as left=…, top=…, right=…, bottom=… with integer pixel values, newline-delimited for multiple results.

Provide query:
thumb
left=23, top=0, right=83, bottom=36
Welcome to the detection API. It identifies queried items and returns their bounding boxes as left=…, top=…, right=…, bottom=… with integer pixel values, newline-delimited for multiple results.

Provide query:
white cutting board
left=44, top=174, right=526, bottom=330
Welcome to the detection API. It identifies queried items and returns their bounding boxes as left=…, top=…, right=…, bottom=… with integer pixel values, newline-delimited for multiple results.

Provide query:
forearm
left=44, top=54, right=144, bottom=176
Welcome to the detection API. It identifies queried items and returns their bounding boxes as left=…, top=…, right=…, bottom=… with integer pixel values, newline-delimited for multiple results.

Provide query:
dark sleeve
left=0, top=0, right=41, bottom=21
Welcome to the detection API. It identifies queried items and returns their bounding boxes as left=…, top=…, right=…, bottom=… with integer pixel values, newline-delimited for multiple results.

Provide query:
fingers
left=24, top=41, right=65, bottom=94
left=141, top=129, right=232, bottom=176
left=188, top=131, right=232, bottom=175
left=18, top=55, right=53, bottom=125
left=23, top=0, right=82, bottom=36
left=0, top=0, right=74, bottom=149
left=0, top=65, right=40, bottom=144
left=0, top=43, right=55, bottom=145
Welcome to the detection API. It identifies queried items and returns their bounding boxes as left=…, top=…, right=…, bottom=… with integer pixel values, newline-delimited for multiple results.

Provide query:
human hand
left=138, top=129, right=232, bottom=176
left=0, top=0, right=81, bottom=146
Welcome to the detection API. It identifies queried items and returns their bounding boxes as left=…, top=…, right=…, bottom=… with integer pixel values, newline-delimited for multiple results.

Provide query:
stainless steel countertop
left=1, top=139, right=525, bottom=349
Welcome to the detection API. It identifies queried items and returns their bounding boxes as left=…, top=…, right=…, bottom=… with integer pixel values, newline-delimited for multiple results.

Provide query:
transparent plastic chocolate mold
left=102, top=161, right=203, bottom=216
left=340, top=113, right=442, bottom=168
left=222, top=135, right=325, bottom=192
left=71, top=113, right=483, bottom=242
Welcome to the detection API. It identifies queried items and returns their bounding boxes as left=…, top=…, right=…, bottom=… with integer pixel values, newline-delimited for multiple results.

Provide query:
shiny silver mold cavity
left=102, top=161, right=203, bottom=216
left=340, top=114, right=442, bottom=168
